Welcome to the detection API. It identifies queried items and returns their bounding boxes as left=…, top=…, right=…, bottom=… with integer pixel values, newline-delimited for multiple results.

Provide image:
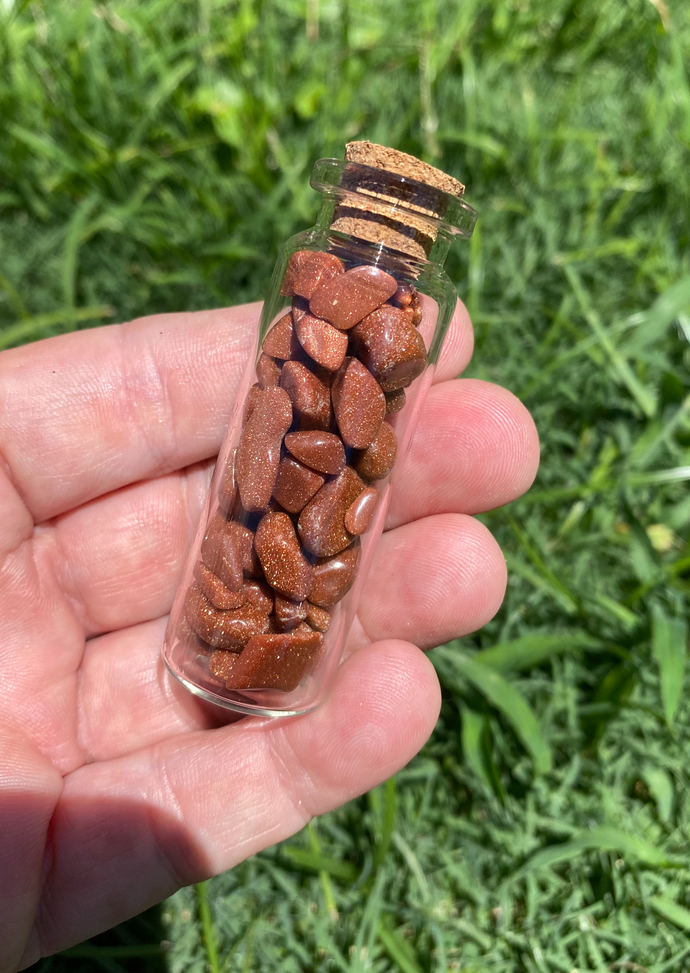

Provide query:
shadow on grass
left=28, top=906, right=170, bottom=973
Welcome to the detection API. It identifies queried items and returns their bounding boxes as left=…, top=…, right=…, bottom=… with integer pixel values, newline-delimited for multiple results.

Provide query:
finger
left=25, top=640, right=441, bottom=960
left=388, top=378, right=539, bottom=528
left=434, top=297, right=474, bottom=383
left=78, top=513, right=503, bottom=762
left=0, top=722, right=62, bottom=973
left=1, top=299, right=471, bottom=525
left=47, top=377, right=528, bottom=636
left=0, top=305, right=259, bottom=524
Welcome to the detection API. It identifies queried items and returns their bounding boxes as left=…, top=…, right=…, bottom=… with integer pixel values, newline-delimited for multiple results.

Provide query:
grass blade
left=650, top=896, right=690, bottom=932
left=651, top=603, right=687, bottom=727
left=510, top=826, right=672, bottom=882
left=377, top=913, right=423, bottom=973
left=370, top=775, right=397, bottom=874
left=280, top=846, right=357, bottom=881
left=0, top=306, right=114, bottom=349
left=195, top=881, right=220, bottom=973
left=308, top=819, right=338, bottom=920
left=564, top=264, right=657, bottom=417
left=473, top=631, right=601, bottom=674
left=436, top=650, right=552, bottom=774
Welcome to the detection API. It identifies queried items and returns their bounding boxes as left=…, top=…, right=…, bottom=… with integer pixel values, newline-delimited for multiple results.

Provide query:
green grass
left=2, top=0, right=690, bottom=969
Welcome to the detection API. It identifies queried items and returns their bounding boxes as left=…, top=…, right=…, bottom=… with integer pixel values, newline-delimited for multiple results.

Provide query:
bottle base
left=161, top=643, right=320, bottom=718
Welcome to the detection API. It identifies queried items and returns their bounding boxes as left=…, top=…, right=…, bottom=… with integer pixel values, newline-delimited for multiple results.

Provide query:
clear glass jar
left=162, top=152, right=477, bottom=717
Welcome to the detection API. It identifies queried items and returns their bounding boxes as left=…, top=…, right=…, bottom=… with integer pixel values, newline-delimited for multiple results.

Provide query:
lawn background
left=2, top=0, right=690, bottom=970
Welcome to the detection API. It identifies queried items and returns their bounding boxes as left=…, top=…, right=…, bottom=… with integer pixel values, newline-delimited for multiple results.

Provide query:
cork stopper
left=345, top=141, right=465, bottom=198
left=329, top=141, right=466, bottom=260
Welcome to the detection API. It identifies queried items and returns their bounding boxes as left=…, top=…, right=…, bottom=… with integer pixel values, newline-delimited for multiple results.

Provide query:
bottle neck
left=309, top=158, right=476, bottom=272
left=314, top=191, right=454, bottom=273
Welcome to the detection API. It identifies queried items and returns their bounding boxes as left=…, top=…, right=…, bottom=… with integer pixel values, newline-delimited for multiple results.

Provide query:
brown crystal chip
left=284, top=430, right=346, bottom=475
left=298, top=466, right=365, bottom=557
left=279, top=360, right=332, bottom=431
left=351, top=305, right=427, bottom=392
left=255, top=511, right=313, bottom=600
left=389, top=287, right=422, bottom=326
left=262, top=311, right=301, bottom=360
left=305, top=603, right=330, bottom=633
left=236, top=385, right=292, bottom=512
left=353, top=421, right=397, bottom=481
left=201, top=516, right=255, bottom=592
left=309, top=542, right=361, bottom=607
left=280, top=250, right=312, bottom=296
left=194, top=562, right=246, bottom=610
left=243, top=579, right=274, bottom=614
left=391, top=284, right=414, bottom=307
left=256, top=353, right=281, bottom=389
left=291, top=297, right=309, bottom=325
left=331, top=357, right=386, bottom=449
left=295, top=313, right=348, bottom=371
left=185, top=583, right=270, bottom=650
left=217, top=450, right=237, bottom=515
left=224, top=629, right=324, bottom=692
left=344, top=487, right=379, bottom=536
left=384, top=388, right=406, bottom=414
left=243, top=383, right=262, bottom=425
left=292, top=251, right=345, bottom=300
left=177, top=612, right=212, bottom=652
left=309, top=266, right=398, bottom=330
left=273, top=455, right=325, bottom=513
left=407, top=291, right=423, bottom=327
left=209, top=649, right=240, bottom=680
left=274, top=595, right=308, bottom=631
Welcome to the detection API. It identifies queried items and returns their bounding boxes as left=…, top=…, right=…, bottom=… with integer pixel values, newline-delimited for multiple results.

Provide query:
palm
left=0, top=301, right=538, bottom=970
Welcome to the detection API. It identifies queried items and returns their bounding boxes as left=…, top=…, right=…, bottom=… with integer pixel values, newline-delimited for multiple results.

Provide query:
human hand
left=0, top=300, right=538, bottom=969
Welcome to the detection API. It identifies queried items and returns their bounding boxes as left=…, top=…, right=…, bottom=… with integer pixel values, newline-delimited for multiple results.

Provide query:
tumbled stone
left=293, top=251, right=344, bottom=299
left=236, top=385, right=292, bottom=511
left=280, top=250, right=312, bottom=296
left=353, top=421, right=397, bottom=481
left=273, top=455, right=325, bottom=513
left=284, top=430, right=345, bottom=474
left=262, top=311, right=301, bottom=360
left=291, top=297, right=309, bottom=326
left=177, top=612, right=211, bottom=652
left=255, top=511, right=312, bottom=600
left=309, top=542, right=361, bottom=607
left=256, top=352, right=281, bottom=389
left=295, top=313, right=348, bottom=371
left=274, top=594, right=308, bottom=632
left=217, top=449, right=237, bottom=514
left=391, top=283, right=415, bottom=307
left=384, top=388, right=406, bottom=414
left=224, top=629, right=324, bottom=692
left=194, top=561, right=246, bottom=610
left=351, top=305, right=427, bottom=392
left=298, top=466, right=365, bottom=557
left=243, top=383, right=262, bottom=425
left=242, top=579, right=274, bottom=614
left=306, top=602, right=330, bottom=633
left=309, top=265, right=399, bottom=329
left=201, top=516, right=255, bottom=591
left=209, top=649, right=240, bottom=680
left=344, top=487, right=379, bottom=536
left=331, top=357, right=386, bottom=449
left=390, top=285, right=422, bottom=326
left=408, top=291, right=423, bottom=326
left=279, top=360, right=332, bottom=431
left=185, top=583, right=270, bottom=649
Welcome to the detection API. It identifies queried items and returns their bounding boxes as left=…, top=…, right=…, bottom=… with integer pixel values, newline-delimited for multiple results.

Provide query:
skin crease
left=0, top=298, right=539, bottom=971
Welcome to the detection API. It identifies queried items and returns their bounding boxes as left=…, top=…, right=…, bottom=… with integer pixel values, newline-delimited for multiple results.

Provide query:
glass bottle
left=162, top=143, right=477, bottom=717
